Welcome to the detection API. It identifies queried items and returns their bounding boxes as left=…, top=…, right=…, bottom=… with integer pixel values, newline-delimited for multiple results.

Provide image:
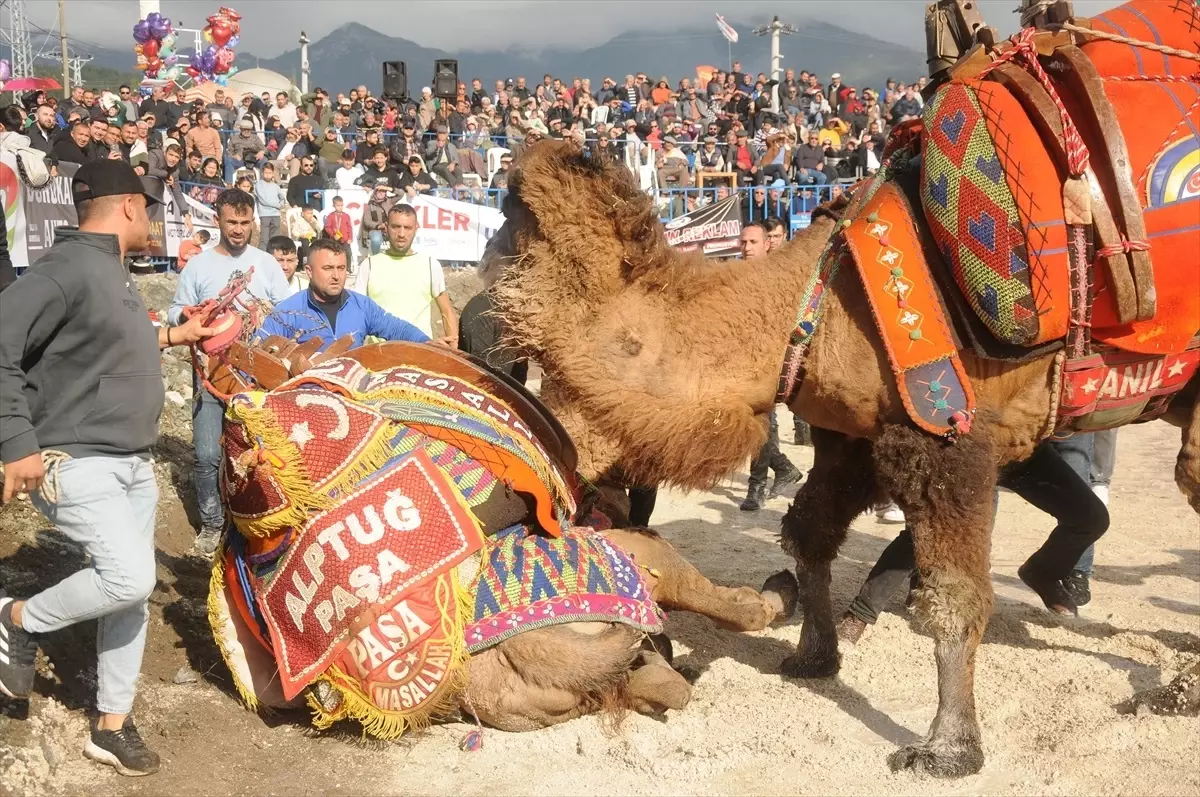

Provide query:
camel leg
left=602, top=527, right=793, bottom=631
left=1174, top=395, right=1200, bottom=513
left=463, top=622, right=641, bottom=732
left=627, top=649, right=693, bottom=715
left=873, top=423, right=997, bottom=778
left=780, top=429, right=878, bottom=678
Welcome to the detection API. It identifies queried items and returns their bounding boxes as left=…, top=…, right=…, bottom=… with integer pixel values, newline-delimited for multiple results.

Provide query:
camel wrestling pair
left=205, top=0, right=1198, bottom=780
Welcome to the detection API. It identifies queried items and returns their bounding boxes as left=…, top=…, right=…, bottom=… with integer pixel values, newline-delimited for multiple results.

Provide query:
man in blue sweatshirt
left=257, top=238, right=430, bottom=349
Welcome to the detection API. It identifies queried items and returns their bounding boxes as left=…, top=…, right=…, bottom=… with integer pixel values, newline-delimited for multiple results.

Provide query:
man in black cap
left=0, top=160, right=214, bottom=776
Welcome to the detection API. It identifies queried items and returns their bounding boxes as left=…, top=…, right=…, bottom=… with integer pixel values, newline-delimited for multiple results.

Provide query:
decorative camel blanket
left=466, top=524, right=663, bottom=654
left=787, top=0, right=1199, bottom=438
left=212, top=355, right=660, bottom=739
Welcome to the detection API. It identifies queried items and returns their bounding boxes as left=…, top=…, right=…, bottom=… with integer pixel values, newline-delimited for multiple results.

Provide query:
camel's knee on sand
left=463, top=623, right=640, bottom=732
left=627, top=650, right=692, bottom=715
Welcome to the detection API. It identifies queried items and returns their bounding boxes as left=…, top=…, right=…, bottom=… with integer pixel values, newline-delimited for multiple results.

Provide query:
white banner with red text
left=318, top=190, right=504, bottom=263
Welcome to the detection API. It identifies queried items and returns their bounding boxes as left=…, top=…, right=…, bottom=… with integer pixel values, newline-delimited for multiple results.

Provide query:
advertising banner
left=662, top=194, right=743, bottom=257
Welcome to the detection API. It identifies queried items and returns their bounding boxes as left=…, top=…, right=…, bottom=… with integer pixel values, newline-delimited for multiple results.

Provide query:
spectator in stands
left=301, top=87, right=331, bottom=129
left=227, top=118, right=266, bottom=168
left=147, top=143, right=183, bottom=183
left=390, top=121, right=421, bottom=167
left=399, top=155, right=435, bottom=198
left=267, top=236, right=306, bottom=295
left=322, top=195, right=353, bottom=247
left=766, top=181, right=792, bottom=229
left=356, top=127, right=384, bottom=166
left=696, top=135, right=725, bottom=172
left=51, top=120, right=94, bottom=165
left=818, top=117, right=844, bottom=150
left=891, top=86, right=922, bottom=123
left=758, top=129, right=790, bottom=185
left=286, top=156, right=325, bottom=210
left=656, top=136, right=691, bottom=189
left=360, top=146, right=402, bottom=187
left=793, top=130, right=829, bottom=186
left=26, top=104, right=56, bottom=155
left=334, top=149, right=364, bottom=189
left=730, top=130, right=756, bottom=184
left=256, top=162, right=283, bottom=244
left=353, top=204, right=457, bottom=345
left=858, top=135, right=882, bottom=176
left=182, top=149, right=204, bottom=183
left=425, top=126, right=463, bottom=186
left=293, top=207, right=320, bottom=262
left=763, top=216, right=787, bottom=249
left=185, top=112, right=223, bottom=165
left=360, top=180, right=396, bottom=255
left=488, top=152, right=513, bottom=189
left=317, top=125, right=345, bottom=180
left=194, top=158, right=224, bottom=187
left=268, top=91, right=297, bottom=129
left=837, top=139, right=861, bottom=179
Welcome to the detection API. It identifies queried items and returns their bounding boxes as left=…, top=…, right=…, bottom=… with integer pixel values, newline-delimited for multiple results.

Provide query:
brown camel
left=482, top=141, right=1200, bottom=776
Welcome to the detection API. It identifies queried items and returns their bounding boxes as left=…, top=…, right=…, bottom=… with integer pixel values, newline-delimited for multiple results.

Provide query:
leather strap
left=1048, top=45, right=1156, bottom=321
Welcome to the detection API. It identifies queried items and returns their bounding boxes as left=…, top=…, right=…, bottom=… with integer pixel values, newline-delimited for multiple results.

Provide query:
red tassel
left=460, top=728, right=484, bottom=752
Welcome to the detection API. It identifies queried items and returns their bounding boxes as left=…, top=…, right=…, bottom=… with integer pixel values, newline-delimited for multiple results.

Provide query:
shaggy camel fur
left=484, top=141, right=1200, bottom=776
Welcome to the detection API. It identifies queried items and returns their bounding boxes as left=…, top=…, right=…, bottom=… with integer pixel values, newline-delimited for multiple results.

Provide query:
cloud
left=29, top=0, right=1117, bottom=60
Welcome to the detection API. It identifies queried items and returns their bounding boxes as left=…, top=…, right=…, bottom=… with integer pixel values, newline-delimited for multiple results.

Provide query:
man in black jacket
left=26, top=104, right=58, bottom=155
left=0, top=161, right=212, bottom=777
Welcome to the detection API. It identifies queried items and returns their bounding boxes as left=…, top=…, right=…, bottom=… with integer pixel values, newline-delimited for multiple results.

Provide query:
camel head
left=485, top=142, right=817, bottom=490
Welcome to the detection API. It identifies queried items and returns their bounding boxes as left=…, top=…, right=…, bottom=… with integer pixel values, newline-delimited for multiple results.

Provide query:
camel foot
left=711, top=586, right=780, bottom=632
left=888, top=736, right=984, bottom=779
left=1017, top=560, right=1077, bottom=616
left=761, top=570, right=799, bottom=621
left=1120, top=661, right=1200, bottom=717
left=835, top=612, right=868, bottom=646
left=780, top=647, right=840, bottom=679
left=643, top=633, right=674, bottom=665
left=628, top=651, right=692, bottom=715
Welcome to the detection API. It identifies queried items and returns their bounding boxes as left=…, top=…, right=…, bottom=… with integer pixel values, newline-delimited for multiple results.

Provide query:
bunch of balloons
left=133, top=11, right=184, bottom=83
left=187, top=6, right=242, bottom=86
left=0, top=59, right=10, bottom=83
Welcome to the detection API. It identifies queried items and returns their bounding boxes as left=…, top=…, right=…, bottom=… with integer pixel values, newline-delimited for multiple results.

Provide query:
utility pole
left=299, top=30, right=310, bottom=94
left=752, top=16, right=797, bottom=112
left=57, top=0, right=69, bottom=98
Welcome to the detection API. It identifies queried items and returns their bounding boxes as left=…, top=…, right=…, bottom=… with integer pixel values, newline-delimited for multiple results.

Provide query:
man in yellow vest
left=351, top=204, right=457, bottom=346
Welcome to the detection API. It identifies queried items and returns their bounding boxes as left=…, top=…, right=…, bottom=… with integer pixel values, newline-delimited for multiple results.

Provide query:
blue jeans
left=25, top=455, right=158, bottom=715
left=1091, top=429, right=1117, bottom=486
left=1050, top=434, right=1096, bottom=574
left=369, top=230, right=384, bottom=255
left=192, top=376, right=226, bottom=531
left=795, top=169, right=828, bottom=186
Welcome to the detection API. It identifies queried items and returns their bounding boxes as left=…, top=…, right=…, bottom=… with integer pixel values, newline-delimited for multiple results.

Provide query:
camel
left=203, top=337, right=798, bottom=737
left=481, top=140, right=1200, bottom=776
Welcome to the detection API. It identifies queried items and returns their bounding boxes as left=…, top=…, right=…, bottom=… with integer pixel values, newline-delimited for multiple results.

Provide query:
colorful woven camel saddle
left=790, top=0, right=1199, bottom=438
left=208, top=341, right=662, bottom=739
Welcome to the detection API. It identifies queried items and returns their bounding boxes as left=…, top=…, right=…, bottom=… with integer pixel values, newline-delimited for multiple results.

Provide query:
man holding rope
left=0, top=161, right=214, bottom=776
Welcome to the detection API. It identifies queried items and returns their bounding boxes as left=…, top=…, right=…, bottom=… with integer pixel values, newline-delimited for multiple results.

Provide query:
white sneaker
left=876, top=503, right=906, bottom=524
left=1092, top=484, right=1109, bottom=507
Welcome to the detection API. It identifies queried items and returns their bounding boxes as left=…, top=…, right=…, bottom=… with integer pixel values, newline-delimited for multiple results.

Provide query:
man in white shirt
left=168, top=189, right=291, bottom=558
left=352, top=204, right=456, bottom=344
left=267, top=91, right=298, bottom=129
left=334, top=149, right=365, bottom=190
left=267, top=235, right=307, bottom=295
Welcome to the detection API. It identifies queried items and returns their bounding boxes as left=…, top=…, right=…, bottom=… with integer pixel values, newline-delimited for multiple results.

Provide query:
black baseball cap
left=72, top=160, right=163, bottom=207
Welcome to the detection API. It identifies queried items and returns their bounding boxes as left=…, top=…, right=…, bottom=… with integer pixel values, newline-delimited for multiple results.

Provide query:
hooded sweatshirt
left=0, top=229, right=163, bottom=461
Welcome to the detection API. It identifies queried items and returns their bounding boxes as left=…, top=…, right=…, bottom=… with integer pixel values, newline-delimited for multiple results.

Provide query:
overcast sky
left=27, top=0, right=1115, bottom=59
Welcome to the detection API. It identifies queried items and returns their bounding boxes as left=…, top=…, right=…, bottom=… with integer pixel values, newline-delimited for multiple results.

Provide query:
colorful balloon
left=209, top=21, right=232, bottom=47
left=141, top=38, right=160, bottom=59
left=150, top=16, right=172, bottom=40
left=133, top=20, right=151, bottom=43
left=227, top=34, right=240, bottom=49
left=1, top=59, right=13, bottom=82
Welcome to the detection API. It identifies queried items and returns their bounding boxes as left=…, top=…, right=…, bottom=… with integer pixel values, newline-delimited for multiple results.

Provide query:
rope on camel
left=1015, top=1, right=1200, bottom=64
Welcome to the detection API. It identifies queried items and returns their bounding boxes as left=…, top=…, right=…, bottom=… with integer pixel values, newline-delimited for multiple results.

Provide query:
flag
left=715, top=14, right=739, bottom=43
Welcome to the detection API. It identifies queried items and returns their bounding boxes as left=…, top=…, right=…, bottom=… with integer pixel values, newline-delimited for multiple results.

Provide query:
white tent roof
left=181, top=67, right=297, bottom=103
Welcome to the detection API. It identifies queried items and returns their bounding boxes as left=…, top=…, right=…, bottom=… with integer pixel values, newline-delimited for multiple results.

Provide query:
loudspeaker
left=434, top=59, right=458, bottom=99
left=382, top=61, right=407, bottom=99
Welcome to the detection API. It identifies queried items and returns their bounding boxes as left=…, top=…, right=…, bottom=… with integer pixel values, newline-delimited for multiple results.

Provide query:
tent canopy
left=181, top=67, right=297, bottom=104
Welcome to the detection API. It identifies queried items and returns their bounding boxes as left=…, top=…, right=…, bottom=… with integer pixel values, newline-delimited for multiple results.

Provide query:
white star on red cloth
left=1166, top=359, right=1187, bottom=378
left=1081, top=377, right=1100, bottom=394
left=288, top=421, right=313, bottom=450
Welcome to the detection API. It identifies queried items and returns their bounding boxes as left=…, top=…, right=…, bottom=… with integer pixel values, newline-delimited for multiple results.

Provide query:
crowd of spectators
left=0, top=61, right=931, bottom=263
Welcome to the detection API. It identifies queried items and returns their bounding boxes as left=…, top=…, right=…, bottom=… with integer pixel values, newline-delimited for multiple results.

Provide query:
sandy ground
left=2, top=414, right=1197, bottom=797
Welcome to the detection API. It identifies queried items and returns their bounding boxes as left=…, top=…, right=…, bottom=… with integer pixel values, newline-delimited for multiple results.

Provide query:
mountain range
left=83, top=20, right=924, bottom=96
